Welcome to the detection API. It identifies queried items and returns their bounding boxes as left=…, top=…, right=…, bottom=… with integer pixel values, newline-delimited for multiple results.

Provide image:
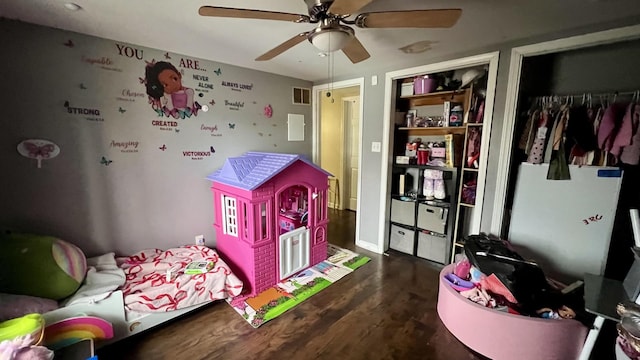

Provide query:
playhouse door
left=279, top=227, right=310, bottom=280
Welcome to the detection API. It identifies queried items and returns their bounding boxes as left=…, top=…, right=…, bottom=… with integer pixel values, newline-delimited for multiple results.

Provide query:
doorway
left=312, top=78, right=364, bottom=245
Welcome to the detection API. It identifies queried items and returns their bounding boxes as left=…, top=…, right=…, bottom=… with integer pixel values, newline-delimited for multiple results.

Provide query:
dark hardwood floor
left=98, top=210, right=482, bottom=360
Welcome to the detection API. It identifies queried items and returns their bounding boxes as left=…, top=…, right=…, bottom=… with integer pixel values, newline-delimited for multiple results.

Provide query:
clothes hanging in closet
left=518, top=93, right=640, bottom=178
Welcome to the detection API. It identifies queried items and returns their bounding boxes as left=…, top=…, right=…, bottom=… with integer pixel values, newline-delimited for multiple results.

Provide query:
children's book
left=184, top=261, right=215, bottom=274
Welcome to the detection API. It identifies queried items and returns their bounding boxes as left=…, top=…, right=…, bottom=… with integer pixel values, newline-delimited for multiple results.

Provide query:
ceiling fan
left=199, top=0, right=462, bottom=64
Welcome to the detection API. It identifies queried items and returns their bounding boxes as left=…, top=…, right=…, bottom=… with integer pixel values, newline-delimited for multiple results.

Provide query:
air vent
left=293, top=87, right=311, bottom=105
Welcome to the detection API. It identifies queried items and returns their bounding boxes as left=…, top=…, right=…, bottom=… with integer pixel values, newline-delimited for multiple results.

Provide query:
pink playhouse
left=207, top=151, right=332, bottom=296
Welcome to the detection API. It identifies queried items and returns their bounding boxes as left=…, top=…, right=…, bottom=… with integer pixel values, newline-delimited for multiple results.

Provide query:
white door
left=343, top=96, right=360, bottom=211
left=279, top=227, right=310, bottom=280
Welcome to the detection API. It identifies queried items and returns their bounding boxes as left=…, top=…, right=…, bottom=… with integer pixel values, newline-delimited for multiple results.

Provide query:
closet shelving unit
left=389, top=84, right=474, bottom=265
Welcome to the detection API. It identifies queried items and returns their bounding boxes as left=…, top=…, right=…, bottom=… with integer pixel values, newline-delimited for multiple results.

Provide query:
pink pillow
left=0, top=293, right=58, bottom=322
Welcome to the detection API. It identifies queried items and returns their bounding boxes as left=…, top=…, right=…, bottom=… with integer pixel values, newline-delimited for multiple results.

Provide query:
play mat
left=226, top=244, right=370, bottom=328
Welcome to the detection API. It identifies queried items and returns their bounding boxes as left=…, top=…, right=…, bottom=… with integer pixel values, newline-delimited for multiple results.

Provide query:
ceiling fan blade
left=329, top=0, right=374, bottom=15
left=198, top=6, right=310, bottom=23
left=341, top=36, right=370, bottom=64
left=355, top=9, right=462, bottom=28
left=255, top=32, right=310, bottom=61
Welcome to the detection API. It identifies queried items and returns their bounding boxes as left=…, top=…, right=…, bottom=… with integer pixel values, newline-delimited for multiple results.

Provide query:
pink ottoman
left=437, top=265, right=588, bottom=360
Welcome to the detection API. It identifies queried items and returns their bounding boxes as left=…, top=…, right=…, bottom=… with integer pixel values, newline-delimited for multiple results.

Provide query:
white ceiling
left=2, top=0, right=640, bottom=81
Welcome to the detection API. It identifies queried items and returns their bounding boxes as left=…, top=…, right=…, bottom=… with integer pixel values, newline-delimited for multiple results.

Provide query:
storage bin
left=401, top=82, right=414, bottom=97
left=414, top=76, right=437, bottom=95
left=390, top=198, right=415, bottom=226
left=417, top=203, right=448, bottom=234
left=390, top=224, right=415, bottom=255
left=417, top=231, right=447, bottom=263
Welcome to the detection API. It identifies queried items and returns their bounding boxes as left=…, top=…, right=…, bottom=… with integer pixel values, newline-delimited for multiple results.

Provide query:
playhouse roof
left=206, top=152, right=332, bottom=190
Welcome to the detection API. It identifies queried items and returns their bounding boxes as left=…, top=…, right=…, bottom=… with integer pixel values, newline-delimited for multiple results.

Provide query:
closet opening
left=503, top=38, right=640, bottom=282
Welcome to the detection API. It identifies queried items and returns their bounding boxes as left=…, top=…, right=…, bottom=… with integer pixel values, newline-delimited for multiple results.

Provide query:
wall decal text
left=221, top=81, right=253, bottom=92
left=152, top=120, right=178, bottom=131
left=225, top=100, right=244, bottom=111
left=182, top=150, right=212, bottom=160
left=64, top=101, right=104, bottom=122
left=193, top=74, right=213, bottom=92
left=110, top=140, right=139, bottom=153
left=201, top=124, right=222, bottom=137
left=179, top=57, right=204, bottom=71
left=116, top=43, right=144, bottom=60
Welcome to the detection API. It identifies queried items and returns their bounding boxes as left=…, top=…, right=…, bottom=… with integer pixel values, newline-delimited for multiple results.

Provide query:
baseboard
left=356, top=239, right=382, bottom=254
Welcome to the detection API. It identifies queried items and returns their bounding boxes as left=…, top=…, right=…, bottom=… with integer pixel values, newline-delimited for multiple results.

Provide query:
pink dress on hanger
left=620, top=104, right=640, bottom=165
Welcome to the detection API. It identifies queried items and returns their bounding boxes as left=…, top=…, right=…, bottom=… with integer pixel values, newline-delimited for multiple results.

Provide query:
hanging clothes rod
left=531, top=90, right=640, bottom=105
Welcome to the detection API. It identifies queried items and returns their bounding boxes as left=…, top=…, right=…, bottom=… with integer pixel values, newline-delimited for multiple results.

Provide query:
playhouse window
left=259, top=202, right=268, bottom=240
left=243, top=202, right=249, bottom=238
left=315, top=190, right=327, bottom=222
left=222, top=195, right=238, bottom=237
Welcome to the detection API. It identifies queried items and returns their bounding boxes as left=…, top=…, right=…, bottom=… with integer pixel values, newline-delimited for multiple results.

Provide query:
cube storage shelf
left=388, top=164, right=459, bottom=264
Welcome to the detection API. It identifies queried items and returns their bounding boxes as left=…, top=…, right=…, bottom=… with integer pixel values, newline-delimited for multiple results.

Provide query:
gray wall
left=319, top=15, right=640, bottom=249
left=546, top=39, right=640, bottom=95
left=0, top=19, right=313, bottom=256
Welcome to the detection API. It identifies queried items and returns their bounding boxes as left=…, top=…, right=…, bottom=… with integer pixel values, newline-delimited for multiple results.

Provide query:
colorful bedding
left=117, top=246, right=242, bottom=312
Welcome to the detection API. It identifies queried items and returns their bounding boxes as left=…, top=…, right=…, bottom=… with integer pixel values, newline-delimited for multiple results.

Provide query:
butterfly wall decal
left=228, top=123, right=235, bottom=129
left=63, top=40, right=74, bottom=48
left=17, top=139, right=61, bottom=169
left=209, top=100, right=215, bottom=106
left=24, top=142, right=55, bottom=159
left=210, top=146, right=215, bottom=153
left=164, top=52, right=171, bottom=59
left=159, top=144, right=167, bottom=151
left=138, top=77, right=146, bottom=85
left=118, top=107, right=126, bottom=114
left=144, top=59, right=156, bottom=68
left=100, top=156, right=113, bottom=166
left=213, top=68, right=221, bottom=76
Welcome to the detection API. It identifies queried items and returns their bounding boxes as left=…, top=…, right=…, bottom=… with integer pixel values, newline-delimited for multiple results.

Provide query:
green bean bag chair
left=0, top=232, right=87, bottom=300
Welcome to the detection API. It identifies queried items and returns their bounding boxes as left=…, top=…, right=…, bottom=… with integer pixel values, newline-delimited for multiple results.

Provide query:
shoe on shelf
left=434, top=179, right=446, bottom=200
left=423, top=179, right=435, bottom=200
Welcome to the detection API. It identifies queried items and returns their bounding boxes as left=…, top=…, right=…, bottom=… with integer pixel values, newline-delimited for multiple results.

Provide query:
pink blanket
left=117, top=246, right=243, bottom=312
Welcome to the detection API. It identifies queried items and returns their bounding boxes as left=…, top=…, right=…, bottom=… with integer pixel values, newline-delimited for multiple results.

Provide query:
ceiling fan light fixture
left=308, top=25, right=354, bottom=52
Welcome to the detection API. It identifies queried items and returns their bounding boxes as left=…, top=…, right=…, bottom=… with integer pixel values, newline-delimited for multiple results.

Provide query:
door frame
left=490, top=24, right=640, bottom=236
left=378, top=52, right=500, bottom=254
left=312, top=78, right=365, bottom=245
left=342, top=95, right=360, bottom=211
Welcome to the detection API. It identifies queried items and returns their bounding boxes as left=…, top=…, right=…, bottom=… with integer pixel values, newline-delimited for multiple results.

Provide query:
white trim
left=342, top=95, right=359, bottom=211
left=379, top=52, right=501, bottom=254
left=490, top=24, right=640, bottom=236
left=469, top=52, right=500, bottom=233
left=312, top=77, right=365, bottom=246
left=355, top=240, right=380, bottom=254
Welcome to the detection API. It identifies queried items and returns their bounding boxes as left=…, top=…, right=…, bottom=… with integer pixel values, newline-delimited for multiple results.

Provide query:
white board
left=508, top=163, right=623, bottom=282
